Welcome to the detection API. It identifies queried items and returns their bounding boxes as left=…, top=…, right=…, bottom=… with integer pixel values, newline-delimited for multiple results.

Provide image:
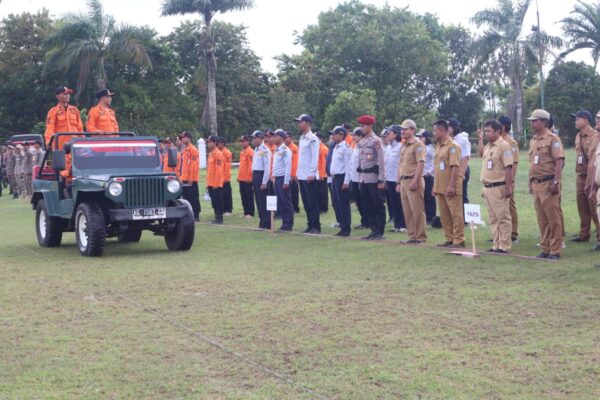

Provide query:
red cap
left=356, top=115, right=376, bottom=126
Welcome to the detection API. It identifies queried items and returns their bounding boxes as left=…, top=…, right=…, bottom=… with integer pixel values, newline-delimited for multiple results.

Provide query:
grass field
left=1, top=149, right=599, bottom=399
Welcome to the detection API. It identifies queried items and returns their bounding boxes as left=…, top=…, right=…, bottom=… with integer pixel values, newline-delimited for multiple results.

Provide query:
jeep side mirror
left=52, top=150, right=66, bottom=170
left=167, top=147, right=179, bottom=168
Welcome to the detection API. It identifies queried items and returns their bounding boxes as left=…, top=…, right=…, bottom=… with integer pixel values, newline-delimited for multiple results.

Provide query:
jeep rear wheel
left=164, top=200, right=195, bottom=251
left=117, top=229, right=142, bottom=243
left=75, top=202, right=106, bottom=257
left=36, top=200, right=63, bottom=247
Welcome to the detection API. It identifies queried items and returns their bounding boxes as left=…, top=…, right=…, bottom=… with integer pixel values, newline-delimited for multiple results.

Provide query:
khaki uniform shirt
left=14, top=151, right=24, bottom=175
left=398, top=138, right=425, bottom=181
left=357, top=133, right=385, bottom=184
left=6, top=153, right=16, bottom=175
left=480, top=138, right=513, bottom=185
left=433, top=137, right=462, bottom=194
left=501, top=133, right=519, bottom=165
left=528, top=130, right=565, bottom=179
left=574, top=126, right=599, bottom=175
left=22, top=150, right=33, bottom=175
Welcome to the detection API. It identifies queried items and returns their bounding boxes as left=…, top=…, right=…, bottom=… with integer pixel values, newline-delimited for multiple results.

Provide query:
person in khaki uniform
left=527, top=109, right=565, bottom=260
left=570, top=111, right=600, bottom=245
left=432, top=120, right=464, bottom=247
left=498, top=116, right=519, bottom=242
left=396, top=119, right=427, bottom=244
left=22, top=143, right=33, bottom=197
left=477, top=120, right=514, bottom=253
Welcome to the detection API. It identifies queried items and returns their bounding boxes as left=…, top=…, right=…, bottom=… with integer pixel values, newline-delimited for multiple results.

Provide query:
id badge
left=439, top=161, right=445, bottom=171
left=487, top=160, right=493, bottom=170
left=533, top=155, right=540, bottom=165
left=578, top=155, right=584, bottom=165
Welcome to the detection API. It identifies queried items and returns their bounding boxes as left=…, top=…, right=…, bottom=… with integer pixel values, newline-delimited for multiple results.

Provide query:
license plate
left=132, top=208, right=166, bottom=220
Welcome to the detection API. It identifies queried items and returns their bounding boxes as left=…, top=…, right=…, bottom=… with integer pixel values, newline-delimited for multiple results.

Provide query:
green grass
left=1, top=149, right=599, bottom=399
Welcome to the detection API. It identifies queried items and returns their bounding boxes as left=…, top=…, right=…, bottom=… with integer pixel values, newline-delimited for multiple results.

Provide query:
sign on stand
left=267, top=196, right=277, bottom=234
left=448, top=204, right=483, bottom=259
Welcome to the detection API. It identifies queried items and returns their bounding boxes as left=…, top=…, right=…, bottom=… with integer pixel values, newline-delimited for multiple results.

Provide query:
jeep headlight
left=108, top=182, right=123, bottom=196
left=167, top=179, right=181, bottom=194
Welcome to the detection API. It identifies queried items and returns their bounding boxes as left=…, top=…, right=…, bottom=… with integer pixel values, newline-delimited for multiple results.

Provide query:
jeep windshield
left=72, top=140, right=160, bottom=169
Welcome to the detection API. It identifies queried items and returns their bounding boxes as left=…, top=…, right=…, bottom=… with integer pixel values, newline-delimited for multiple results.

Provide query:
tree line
left=2, top=0, right=600, bottom=146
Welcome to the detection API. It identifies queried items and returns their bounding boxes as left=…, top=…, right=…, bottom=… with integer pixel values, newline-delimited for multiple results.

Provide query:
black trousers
left=318, top=178, right=328, bottom=213
left=299, top=179, right=321, bottom=230
left=274, top=177, right=294, bottom=229
left=360, top=182, right=386, bottom=235
left=329, top=181, right=341, bottom=225
left=208, top=186, right=224, bottom=222
left=252, top=171, right=270, bottom=229
left=223, top=181, right=233, bottom=213
left=385, top=181, right=405, bottom=229
left=239, top=181, right=255, bottom=216
left=331, top=175, right=351, bottom=232
left=182, top=182, right=201, bottom=220
left=351, top=181, right=368, bottom=227
left=291, top=179, right=300, bottom=213
left=462, top=165, right=470, bottom=204
left=424, top=175, right=436, bottom=223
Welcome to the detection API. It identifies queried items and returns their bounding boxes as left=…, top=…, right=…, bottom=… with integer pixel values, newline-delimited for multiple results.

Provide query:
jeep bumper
left=108, top=205, right=190, bottom=222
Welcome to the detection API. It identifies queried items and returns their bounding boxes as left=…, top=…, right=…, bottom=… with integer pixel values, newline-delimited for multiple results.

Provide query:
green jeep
left=31, top=133, right=195, bottom=257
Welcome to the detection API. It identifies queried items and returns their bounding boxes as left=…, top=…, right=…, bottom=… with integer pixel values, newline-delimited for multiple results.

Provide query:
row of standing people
left=0, top=142, right=45, bottom=199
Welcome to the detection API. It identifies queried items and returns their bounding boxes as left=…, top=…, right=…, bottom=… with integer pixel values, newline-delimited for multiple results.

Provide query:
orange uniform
left=318, top=142, right=329, bottom=179
left=289, top=142, right=299, bottom=178
left=221, top=147, right=232, bottom=182
left=345, top=134, right=353, bottom=147
left=207, top=148, right=225, bottom=188
left=238, top=147, right=254, bottom=182
left=162, top=151, right=181, bottom=177
left=44, top=104, right=83, bottom=150
left=180, top=144, right=199, bottom=183
left=86, top=104, right=119, bottom=133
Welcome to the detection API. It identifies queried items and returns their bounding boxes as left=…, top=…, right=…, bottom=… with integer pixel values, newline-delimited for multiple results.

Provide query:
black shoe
left=571, top=236, right=589, bottom=243
left=354, top=225, right=367, bottom=230
left=536, top=252, right=550, bottom=259
left=302, top=227, right=312, bottom=234
left=278, top=227, right=292, bottom=232
left=211, top=220, right=223, bottom=225
left=487, top=239, right=494, bottom=243
left=335, top=230, right=350, bottom=237
left=308, top=229, right=321, bottom=235
left=592, top=244, right=600, bottom=251
left=361, top=232, right=376, bottom=240
left=448, top=242, right=466, bottom=249
left=495, top=249, right=509, bottom=254
left=511, top=236, right=519, bottom=243
left=488, top=248, right=497, bottom=253
left=370, top=234, right=385, bottom=241
left=437, top=241, right=453, bottom=247
left=403, top=239, right=422, bottom=244
left=546, top=254, right=560, bottom=260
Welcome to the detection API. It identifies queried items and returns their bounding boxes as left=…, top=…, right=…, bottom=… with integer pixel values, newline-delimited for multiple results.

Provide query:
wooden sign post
left=266, top=196, right=277, bottom=234
left=448, top=204, right=482, bottom=259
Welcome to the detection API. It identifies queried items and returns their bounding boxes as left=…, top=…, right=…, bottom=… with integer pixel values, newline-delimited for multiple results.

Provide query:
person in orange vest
left=284, top=132, right=300, bottom=213
left=217, top=137, right=233, bottom=216
left=162, top=137, right=181, bottom=177
left=86, top=89, right=119, bottom=133
left=179, top=131, right=201, bottom=221
left=344, top=123, right=353, bottom=147
left=44, top=86, right=83, bottom=151
left=206, top=136, right=225, bottom=224
left=238, top=135, right=255, bottom=218
left=317, top=132, right=329, bottom=213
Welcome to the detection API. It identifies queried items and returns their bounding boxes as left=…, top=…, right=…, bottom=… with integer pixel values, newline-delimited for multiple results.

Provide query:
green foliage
left=561, top=0, right=600, bottom=69
left=322, top=90, right=376, bottom=132
left=538, top=62, right=600, bottom=146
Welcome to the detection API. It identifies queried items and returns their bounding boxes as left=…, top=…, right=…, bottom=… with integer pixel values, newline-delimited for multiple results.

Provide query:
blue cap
left=274, top=129, right=287, bottom=138
left=293, top=114, right=313, bottom=123
left=251, top=130, right=264, bottom=138
left=571, top=110, right=593, bottom=124
left=328, top=126, right=346, bottom=135
left=390, top=125, right=403, bottom=134
left=448, top=118, right=461, bottom=130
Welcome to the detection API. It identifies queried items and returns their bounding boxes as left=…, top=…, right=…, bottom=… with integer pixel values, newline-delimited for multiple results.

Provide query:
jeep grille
left=125, top=178, right=165, bottom=208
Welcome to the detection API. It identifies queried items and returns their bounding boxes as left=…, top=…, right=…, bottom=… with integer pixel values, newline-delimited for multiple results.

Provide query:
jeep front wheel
left=164, top=200, right=195, bottom=251
left=75, top=203, right=106, bottom=257
left=117, top=229, right=142, bottom=243
left=36, top=200, right=63, bottom=247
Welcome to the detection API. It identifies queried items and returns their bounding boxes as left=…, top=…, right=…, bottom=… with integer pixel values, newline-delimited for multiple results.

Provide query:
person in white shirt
left=350, top=128, right=368, bottom=229
left=384, top=125, right=406, bottom=232
left=295, top=114, right=321, bottom=234
left=417, top=130, right=437, bottom=224
left=448, top=118, right=471, bottom=205
left=329, top=126, right=353, bottom=236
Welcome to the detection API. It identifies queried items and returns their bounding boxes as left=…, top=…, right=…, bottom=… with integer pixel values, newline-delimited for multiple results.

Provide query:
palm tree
left=561, top=0, right=600, bottom=69
left=161, top=0, right=254, bottom=136
left=45, top=0, right=152, bottom=98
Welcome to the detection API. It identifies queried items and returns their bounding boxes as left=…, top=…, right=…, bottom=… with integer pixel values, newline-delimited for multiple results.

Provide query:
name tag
left=578, top=155, right=584, bottom=164
left=439, top=161, right=445, bottom=171
left=487, top=160, right=493, bottom=170
left=533, top=155, right=540, bottom=165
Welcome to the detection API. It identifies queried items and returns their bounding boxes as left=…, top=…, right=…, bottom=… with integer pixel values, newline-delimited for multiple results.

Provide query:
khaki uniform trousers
left=576, top=174, right=599, bottom=241
left=25, top=173, right=33, bottom=196
left=483, top=185, right=512, bottom=252
left=509, top=193, right=518, bottom=238
left=400, top=179, right=427, bottom=242
left=17, top=173, right=26, bottom=196
left=436, top=193, right=465, bottom=245
left=532, top=181, right=564, bottom=255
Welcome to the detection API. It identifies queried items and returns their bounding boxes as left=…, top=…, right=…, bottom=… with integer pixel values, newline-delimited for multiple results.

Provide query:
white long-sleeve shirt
left=329, top=141, right=353, bottom=185
left=252, top=142, right=271, bottom=185
left=384, top=141, right=402, bottom=182
left=297, top=130, right=319, bottom=180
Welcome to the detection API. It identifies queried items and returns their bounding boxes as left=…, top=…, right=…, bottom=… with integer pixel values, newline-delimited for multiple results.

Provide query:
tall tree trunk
left=97, top=56, right=107, bottom=91
left=204, top=16, right=218, bottom=136
left=512, top=55, right=524, bottom=137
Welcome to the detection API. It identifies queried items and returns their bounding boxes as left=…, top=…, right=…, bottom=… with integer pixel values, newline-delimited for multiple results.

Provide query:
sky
left=0, top=0, right=588, bottom=73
